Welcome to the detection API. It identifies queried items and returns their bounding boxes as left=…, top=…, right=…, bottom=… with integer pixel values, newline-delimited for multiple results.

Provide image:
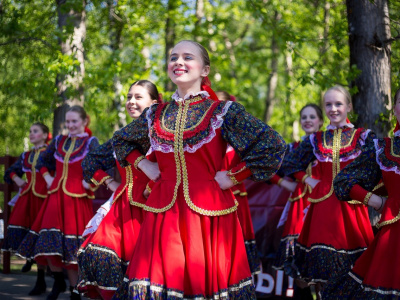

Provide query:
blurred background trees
left=1, top=0, right=399, bottom=156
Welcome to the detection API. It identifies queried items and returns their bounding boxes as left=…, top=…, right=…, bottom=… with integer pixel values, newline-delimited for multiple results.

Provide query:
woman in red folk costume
left=273, top=104, right=323, bottom=271
left=281, top=86, right=375, bottom=294
left=77, top=80, right=161, bottom=300
left=216, top=90, right=261, bottom=275
left=322, top=89, right=400, bottom=299
left=17, top=106, right=99, bottom=300
left=111, top=40, right=286, bottom=299
left=2, top=122, right=50, bottom=296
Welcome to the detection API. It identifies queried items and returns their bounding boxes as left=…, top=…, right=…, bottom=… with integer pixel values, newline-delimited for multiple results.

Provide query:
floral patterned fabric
left=82, top=139, right=115, bottom=183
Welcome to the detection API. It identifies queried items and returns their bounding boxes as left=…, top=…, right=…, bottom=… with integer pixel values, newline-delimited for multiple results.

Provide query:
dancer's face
left=324, top=90, right=351, bottom=127
left=125, top=85, right=157, bottom=119
left=65, top=111, right=87, bottom=135
left=29, top=125, right=47, bottom=145
left=167, top=41, right=209, bottom=91
left=300, top=106, right=323, bottom=135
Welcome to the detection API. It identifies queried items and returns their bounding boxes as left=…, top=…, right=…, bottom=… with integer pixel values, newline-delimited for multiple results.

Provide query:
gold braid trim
left=91, top=175, right=111, bottom=187
left=308, top=129, right=342, bottom=203
left=376, top=211, right=400, bottom=229
left=229, top=176, right=240, bottom=186
left=349, top=176, right=385, bottom=205
left=289, top=186, right=307, bottom=202
left=301, top=174, right=309, bottom=184
left=133, top=155, right=145, bottom=170
left=239, top=192, right=248, bottom=197
left=146, top=184, right=152, bottom=194
left=143, top=100, right=237, bottom=216
left=31, top=148, right=47, bottom=198
left=232, top=190, right=240, bottom=195
left=277, top=178, right=284, bottom=186
left=41, top=171, right=50, bottom=177
left=363, top=192, right=373, bottom=206
left=373, top=182, right=384, bottom=191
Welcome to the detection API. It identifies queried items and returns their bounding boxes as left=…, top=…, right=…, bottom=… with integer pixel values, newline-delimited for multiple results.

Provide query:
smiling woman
left=111, top=40, right=286, bottom=299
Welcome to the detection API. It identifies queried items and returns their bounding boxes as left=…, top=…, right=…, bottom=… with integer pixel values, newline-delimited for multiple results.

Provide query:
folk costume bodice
left=112, top=91, right=286, bottom=216
left=334, top=133, right=400, bottom=228
left=4, top=146, right=48, bottom=198
left=37, top=133, right=99, bottom=198
left=283, top=127, right=375, bottom=203
left=82, top=139, right=149, bottom=206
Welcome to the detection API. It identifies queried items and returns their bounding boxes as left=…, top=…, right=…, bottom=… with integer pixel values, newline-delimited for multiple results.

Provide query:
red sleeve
left=10, top=172, right=18, bottom=180
left=293, top=171, right=308, bottom=182
left=350, top=184, right=369, bottom=203
left=40, top=167, right=50, bottom=177
left=125, top=150, right=145, bottom=166
left=269, top=174, right=282, bottom=185
left=90, top=170, right=111, bottom=186
left=228, top=162, right=253, bottom=184
left=146, top=152, right=157, bottom=163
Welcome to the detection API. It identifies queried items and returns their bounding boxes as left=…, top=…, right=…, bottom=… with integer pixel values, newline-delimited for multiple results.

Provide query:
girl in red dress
left=322, top=89, right=400, bottom=299
left=111, top=40, right=286, bottom=299
left=273, top=104, right=323, bottom=271
left=77, top=80, right=161, bottom=300
left=2, top=122, right=50, bottom=295
left=17, top=106, right=99, bottom=300
left=282, top=86, right=375, bottom=294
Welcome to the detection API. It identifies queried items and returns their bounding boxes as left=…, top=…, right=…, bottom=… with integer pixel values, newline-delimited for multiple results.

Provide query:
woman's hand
left=138, top=159, right=161, bottom=182
left=13, top=176, right=27, bottom=189
left=82, top=180, right=91, bottom=190
left=143, top=189, right=150, bottom=199
left=280, top=179, right=298, bottom=193
left=44, top=174, right=54, bottom=189
left=214, top=171, right=235, bottom=190
left=305, top=177, right=320, bottom=189
left=368, top=194, right=387, bottom=213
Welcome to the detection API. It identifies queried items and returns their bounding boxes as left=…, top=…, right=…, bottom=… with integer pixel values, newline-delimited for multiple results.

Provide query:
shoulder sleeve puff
left=88, top=136, right=100, bottom=152
left=221, top=102, right=286, bottom=182
left=281, top=136, right=316, bottom=181
left=112, top=104, right=158, bottom=168
left=36, top=136, right=58, bottom=175
left=4, top=153, right=25, bottom=184
left=82, top=139, right=115, bottom=185
left=333, top=137, right=382, bottom=202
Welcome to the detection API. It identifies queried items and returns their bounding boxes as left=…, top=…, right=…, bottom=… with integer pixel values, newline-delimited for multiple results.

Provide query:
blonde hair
left=324, top=85, right=352, bottom=106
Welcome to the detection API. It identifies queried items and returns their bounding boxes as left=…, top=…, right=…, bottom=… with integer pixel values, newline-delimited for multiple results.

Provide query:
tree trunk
left=164, top=0, right=177, bottom=92
left=108, top=0, right=126, bottom=131
left=346, top=0, right=391, bottom=137
left=54, top=0, right=86, bottom=136
left=264, top=11, right=281, bottom=123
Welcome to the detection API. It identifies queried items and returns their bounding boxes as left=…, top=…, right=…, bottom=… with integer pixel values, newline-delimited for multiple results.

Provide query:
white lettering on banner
left=256, top=272, right=274, bottom=294
left=275, top=270, right=284, bottom=296
left=286, top=276, right=294, bottom=297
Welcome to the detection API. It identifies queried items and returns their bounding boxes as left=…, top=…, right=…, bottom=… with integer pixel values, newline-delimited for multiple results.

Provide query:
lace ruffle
left=82, top=193, right=114, bottom=237
left=375, top=138, right=400, bottom=175
left=147, top=101, right=232, bottom=154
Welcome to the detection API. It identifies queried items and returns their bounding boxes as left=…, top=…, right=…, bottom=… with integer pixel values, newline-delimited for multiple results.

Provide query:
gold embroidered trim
left=146, top=184, right=152, bottom=194
left=232, top=190, right=240, bottom=195
left=348, top=200, right=363, bottom=205
left=301, top=174, right=309, bottom=184
left=90, top=175, right=111, bottom=187
left=363, top=192, right=373, bottom=206
left=112, top=182, right=127, bottom=204
left=143, top=99, right=237, bottom=216
left=161, top=96, right=211, bottom=133
left=308, top=129, right=342, bottom=203
left=133, top=155, right=145, bottom=170
left=227, top=166, right=247, bottom=176
left=239, top=192, right=248, bottom=197
left=289, top=186, right=307, bottom=202
left=41, top=171, right=50, bottom=177
left=277, top=178, right=283, bottom=186
left=48, top=137, right=92, bottom=198
left=376, top=210, right=400, bottom=229
left=323, top=128, right=357, bottom=149
left=29, top=149, right=47, bottom=198
left=391, top=139, right=400, bottom=158
left=373, top=182, right=384, bottom=191
left=229, top=175, right=240, bottom=186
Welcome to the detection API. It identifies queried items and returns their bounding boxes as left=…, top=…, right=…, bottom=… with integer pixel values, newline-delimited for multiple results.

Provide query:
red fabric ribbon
left=201, top=76, right=219, bottom=101
left=46, top=132, right=53, bottom=144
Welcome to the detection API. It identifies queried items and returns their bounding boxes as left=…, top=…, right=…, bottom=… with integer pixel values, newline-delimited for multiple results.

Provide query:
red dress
left=323, top=135, right=400, bottom=299
left=273, top=160, right=320, bottom=270
left=222, top=145, right=260, bottom=275
left=2, top=146, right=47, bottom=252
left=17, top=133, right=99, bottom=270
left=111, top=91, right=286, bottom=299
left=77, top=140, right=149, bottom=300
left=282, top=126, right=375, bottom=282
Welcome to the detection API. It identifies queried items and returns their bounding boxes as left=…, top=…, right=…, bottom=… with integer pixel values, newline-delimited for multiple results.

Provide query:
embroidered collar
left=395, top=130, right=400, bottom=137
left=171, top=90, right=209, bottom=102
left=68, top=132, right=89, bottom=138
left=326, top=123, right=354, bottom=130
